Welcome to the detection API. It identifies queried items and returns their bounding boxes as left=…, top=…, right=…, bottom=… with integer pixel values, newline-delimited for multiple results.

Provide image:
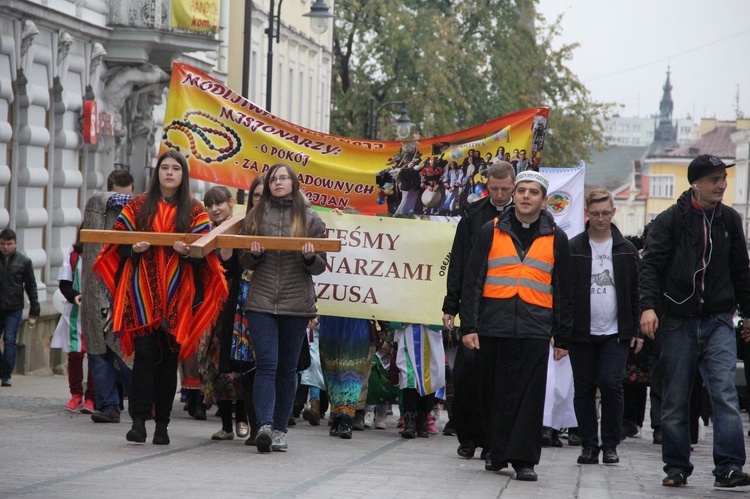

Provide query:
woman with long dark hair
left=240, top=163, right=326, bottom=453
left=94, top=150, right=227, bottom=445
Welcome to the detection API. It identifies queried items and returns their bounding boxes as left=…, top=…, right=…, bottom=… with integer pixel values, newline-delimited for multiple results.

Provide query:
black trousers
left=623, top=383, right=647, bottom=427
left=569, top=334, right=630, bottom=450
left=479, top=336, right=549, bottom=466
left=402, top=387, right=434, bottom=414
left=451, top=343, right=488, bottom=448
left=649, top=338, right=662, bottom=429
left=131, top=329, right=179, bottom=424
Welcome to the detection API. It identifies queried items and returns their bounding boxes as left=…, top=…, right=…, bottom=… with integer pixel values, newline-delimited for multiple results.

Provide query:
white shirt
left=589, top=238, right=618, bottom=335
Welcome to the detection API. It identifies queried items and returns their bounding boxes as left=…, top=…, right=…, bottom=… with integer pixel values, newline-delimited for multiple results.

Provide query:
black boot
left=153, top=422, right=170, bottom=445
left=186, top=390, right=197, bottom=417
left=541, top=426, right=563, bottom=447
left=549, top=428, right=563, bottom=447
left=126, top=417, right=147, bottom=443
left=416, top=411, right=429, bottom=438
left=401, top=412, right=417, bottom=439
left=567, top=427, right=581, bottom=446
left=192, top=392, right=207, bottom=421
left=541, top=426, right=553, bottom=447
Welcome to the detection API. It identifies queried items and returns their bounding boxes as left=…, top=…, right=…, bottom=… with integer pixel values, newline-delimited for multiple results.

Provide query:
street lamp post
left=265, top=0, right=334, bottom=112
left=368, top=98, right=413, bottom=140
left=238, top=0, right=333, bottom=203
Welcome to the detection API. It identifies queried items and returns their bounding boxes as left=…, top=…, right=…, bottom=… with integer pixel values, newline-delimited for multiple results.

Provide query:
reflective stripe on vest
left=482, top=224, right=555, bottom=308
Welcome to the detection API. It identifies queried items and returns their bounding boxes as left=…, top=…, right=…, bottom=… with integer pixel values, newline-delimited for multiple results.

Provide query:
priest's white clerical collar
left=490, top=196, right=513, bottom=211
left=515, top=212, right=538, bottom=228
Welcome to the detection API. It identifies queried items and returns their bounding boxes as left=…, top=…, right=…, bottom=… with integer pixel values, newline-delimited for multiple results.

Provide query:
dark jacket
left=81, top=191, right=132, bottom=356
left=442, top=196, right=512, bottom=317
left=240, top=197, right=327, bottom=317
left=640, top=189, right=750, bottom=317
left=460, top=208, right=572, bottom=349
left=568, top=222, right=640, bottom=342
left=0, top=250, right=40, bottom=316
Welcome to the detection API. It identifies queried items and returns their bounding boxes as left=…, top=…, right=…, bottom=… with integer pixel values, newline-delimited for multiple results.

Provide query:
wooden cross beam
left=80, top=214, right=341, bottom=258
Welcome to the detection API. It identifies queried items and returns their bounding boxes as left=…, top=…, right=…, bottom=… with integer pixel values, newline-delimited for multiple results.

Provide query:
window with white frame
left=649, top=175, right=674, bottom=199
left=648, top=211, right=661, bottom=222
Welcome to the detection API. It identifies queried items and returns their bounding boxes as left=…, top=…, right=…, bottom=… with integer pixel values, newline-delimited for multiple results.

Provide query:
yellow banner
left=162, top=62, right=550, bottom=215
left=171, top=0, right=219, bottom=32
left=314, top=211, right=456, bottom=324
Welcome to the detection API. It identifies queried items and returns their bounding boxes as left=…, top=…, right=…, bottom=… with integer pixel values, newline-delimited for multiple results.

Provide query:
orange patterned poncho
left=93, top=194, right=227, bottom=359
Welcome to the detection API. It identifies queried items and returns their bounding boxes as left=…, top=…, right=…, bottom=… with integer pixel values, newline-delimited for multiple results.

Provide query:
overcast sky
left=536, top=0, right=750, bottom=122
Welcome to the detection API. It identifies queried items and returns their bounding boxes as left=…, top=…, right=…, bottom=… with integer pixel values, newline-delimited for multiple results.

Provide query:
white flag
left=540, top=165, right=585, bottom=238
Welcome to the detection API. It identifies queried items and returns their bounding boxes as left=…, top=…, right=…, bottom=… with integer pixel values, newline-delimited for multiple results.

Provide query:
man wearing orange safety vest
left=460, top=170, right=573, bottom=482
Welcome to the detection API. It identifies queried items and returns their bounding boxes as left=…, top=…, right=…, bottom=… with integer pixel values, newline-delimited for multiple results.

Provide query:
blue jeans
left=569, top=334, right=630, bottom=450
left=0, top=310, right=23, bottom=379
left=89, top=346, right=133, bottom=414
left=247, top=311, right=308, bottom=432
left=659, top=312, right=745, bottom=477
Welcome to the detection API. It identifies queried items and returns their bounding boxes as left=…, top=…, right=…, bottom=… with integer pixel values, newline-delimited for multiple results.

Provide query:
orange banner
left=161, top=62, right=549, bottom=214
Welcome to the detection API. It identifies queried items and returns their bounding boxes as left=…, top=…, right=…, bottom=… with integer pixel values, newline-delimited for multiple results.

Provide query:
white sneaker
left=364, top=410, right=375, bottom=429
left=271, top=429, right=288, bottom=452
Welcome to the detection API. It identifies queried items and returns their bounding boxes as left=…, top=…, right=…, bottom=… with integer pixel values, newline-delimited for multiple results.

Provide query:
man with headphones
left=640, top=154, right=750, bottom=489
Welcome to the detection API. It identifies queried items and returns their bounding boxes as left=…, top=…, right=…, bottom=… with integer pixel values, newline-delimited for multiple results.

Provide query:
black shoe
left=514, top=466, right=537, bottom=481
left=329, top=419, right=341, bottom=437
left=287, top=416, right=297, bottom=426
left=401, top=412, right=417, bottom=439
left=485, top=458, right=507, bottom=472
left=550, top=429, right=563, bottom=447
left=442, top=420, right=457, bottom=436
left=602, top=447, right=619, bottom=464
left=126, top=418, right=147, bottom=443
left=457, top=442, right=476, bottom=459
left=339, top=422, right=353, bottom=439
left=541, top=426, right=562, bottom=447
left=577, top=447, right=599, bottom=464
left=653, top=427, right=663, bottom=445
left=662, top=470, right=688, bottom=487
left=622, top=419, right=638, bottom=439
left=185, top=393, right=196, bottom=417
left=1, top=377, right=11, bottom=387
left=192, top=402, right=207, bottom=421
left=541, top=426, right=553, bottom=447
left=153, top=423, right=170, bottom=445
left=567, top=428, right=581, bottom=446
left=416, top=411, right=429, bottom=438
left=480, top=447, right=490, bottom=460
left=714, top=469, right=750, bottom=488
left=91, top=406, right=121, bottom=424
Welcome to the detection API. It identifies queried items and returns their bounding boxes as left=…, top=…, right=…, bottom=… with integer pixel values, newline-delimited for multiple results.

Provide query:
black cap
left=687, top=154, right=735, bottom=184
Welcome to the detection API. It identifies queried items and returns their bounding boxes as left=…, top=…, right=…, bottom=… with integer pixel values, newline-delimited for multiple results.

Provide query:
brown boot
left=302, top=399, right=321, bottom=426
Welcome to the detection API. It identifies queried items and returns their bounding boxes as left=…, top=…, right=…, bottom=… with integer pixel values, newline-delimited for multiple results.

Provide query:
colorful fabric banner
left=540, top=165, right=585, bottom=238
left=171, top=0, right=219, bottom=32
left=314, top=211, right=456, bottom=324
left=161, top=62, right=549, bottom=214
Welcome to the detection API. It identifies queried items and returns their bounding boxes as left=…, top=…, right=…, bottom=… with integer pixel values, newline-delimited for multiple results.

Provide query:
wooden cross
left=80, top=214, right=341, bottom=258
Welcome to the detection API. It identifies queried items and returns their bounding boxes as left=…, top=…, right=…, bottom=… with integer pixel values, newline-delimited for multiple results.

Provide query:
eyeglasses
left=271, top=175, right=292, bottom=183
left=588, top=211, right=613, bottom=219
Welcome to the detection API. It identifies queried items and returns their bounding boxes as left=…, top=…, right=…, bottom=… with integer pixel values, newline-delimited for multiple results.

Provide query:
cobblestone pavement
left=1, top=374, right=749, bottom=498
